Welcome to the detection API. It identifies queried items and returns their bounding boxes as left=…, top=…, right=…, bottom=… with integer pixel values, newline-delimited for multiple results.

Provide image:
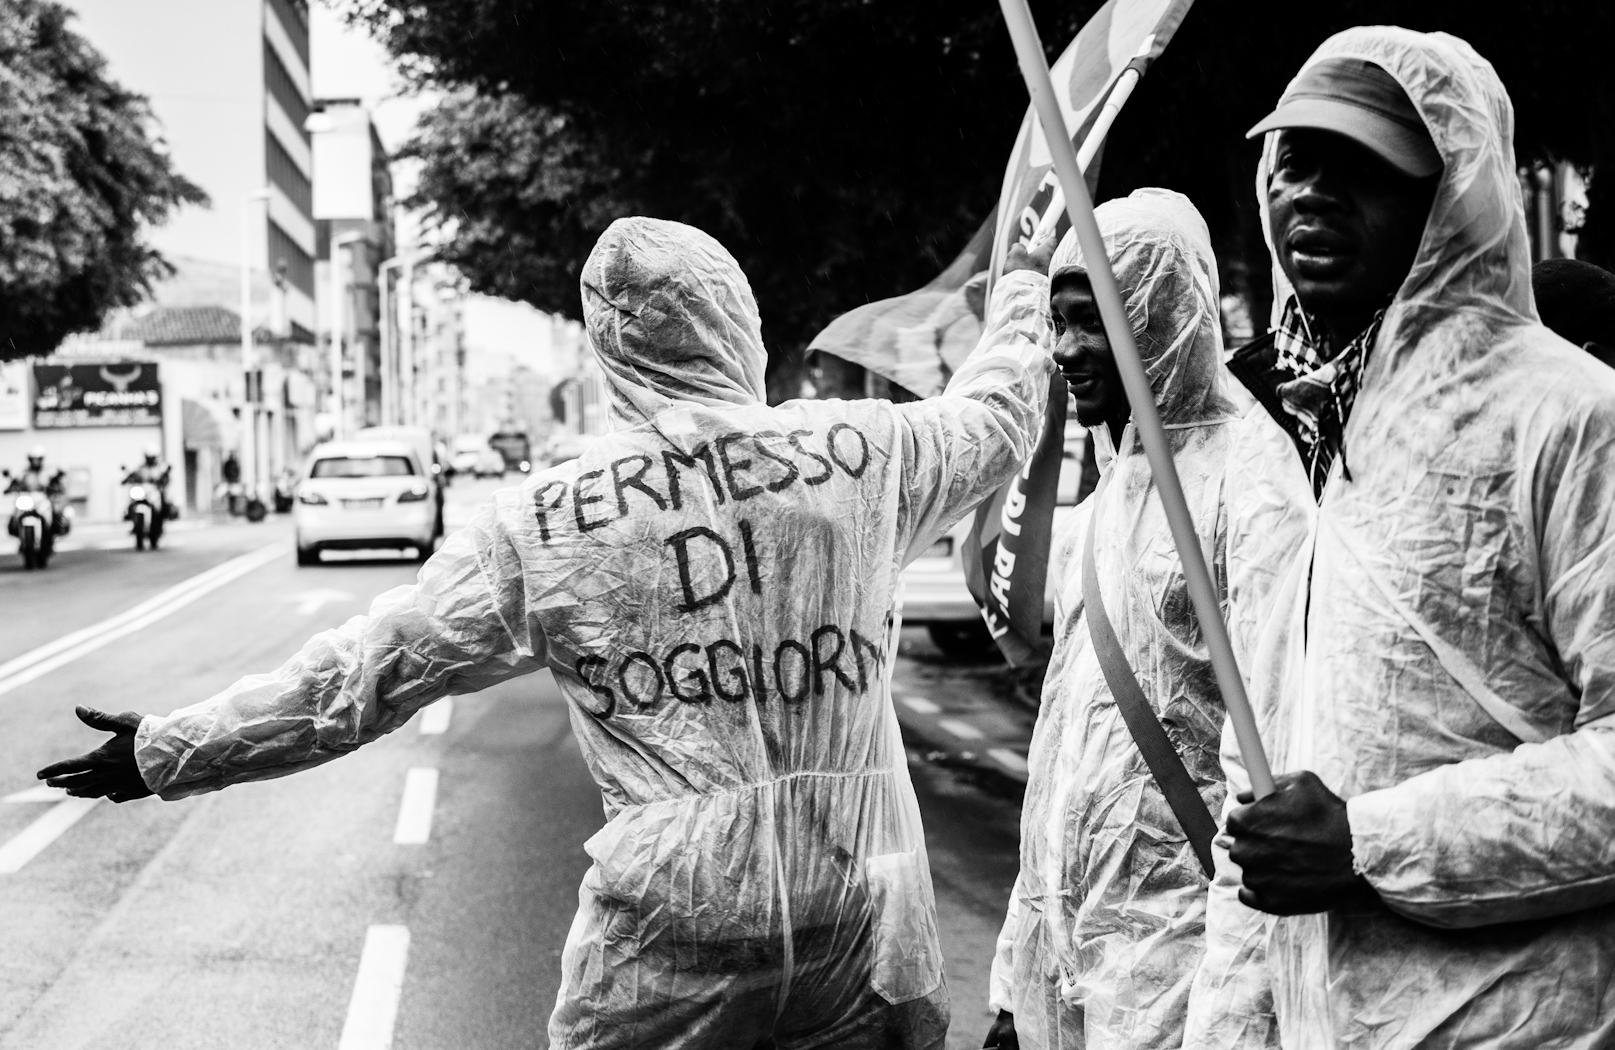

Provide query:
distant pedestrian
left=985, top=189, right=1237, bottom=1050
left=1533, top=258, right=1615, bottom=367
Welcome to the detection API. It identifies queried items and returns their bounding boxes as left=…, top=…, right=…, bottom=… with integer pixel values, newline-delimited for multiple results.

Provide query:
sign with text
left=33, top=363, right=162, bottom=429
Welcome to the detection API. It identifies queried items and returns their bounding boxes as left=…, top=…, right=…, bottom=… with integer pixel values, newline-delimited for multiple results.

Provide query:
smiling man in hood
left=37, top=217, right=1057, bottom=1050
left=985, top=189, right=1240, bottom=1050
left=1187, top=26, right=1615, bottom=1050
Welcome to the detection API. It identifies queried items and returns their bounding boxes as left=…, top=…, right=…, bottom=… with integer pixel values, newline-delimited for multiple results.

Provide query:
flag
left=805, top=212, right=995, bottom=399
left=967, top=0, right=1195, bottom=665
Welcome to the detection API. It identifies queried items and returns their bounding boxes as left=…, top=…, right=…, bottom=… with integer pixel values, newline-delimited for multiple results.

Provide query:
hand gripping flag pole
left=997, top=0, right=1276, bottom=798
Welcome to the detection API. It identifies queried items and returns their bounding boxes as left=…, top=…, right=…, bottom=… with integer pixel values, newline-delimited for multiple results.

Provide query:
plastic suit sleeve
left=892, top=268, right=1053, bottom=566
left=1183, top=758, right=1278, bottom=1050
left=989, top=872, right=1024, bottom=1014
left=1347, top=407, right=1615, bottom=929
left=134, top=507, right=547, bottom=800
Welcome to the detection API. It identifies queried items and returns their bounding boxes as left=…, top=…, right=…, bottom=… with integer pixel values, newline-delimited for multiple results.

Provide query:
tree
left=354, top=0, right=1615, bottom=394
left=0, top=0, right=206, bottom=361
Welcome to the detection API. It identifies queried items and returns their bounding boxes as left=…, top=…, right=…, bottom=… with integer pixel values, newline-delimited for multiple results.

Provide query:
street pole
left=998, top=0, right=1275, bottom=796
left=240, top=189, right=271, bottom=512
left=329, top=231, right=364, bottom=440
left=377, top=249, right=434, bottom=429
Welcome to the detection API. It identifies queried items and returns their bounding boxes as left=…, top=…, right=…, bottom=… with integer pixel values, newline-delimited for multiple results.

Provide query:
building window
left=263, top=41, right=310, bottom=133
left=265, top=132, right=312, bottom=215
left=266, top=0, right=311, bottom=65
left=268, top=220, right=315, bottom=297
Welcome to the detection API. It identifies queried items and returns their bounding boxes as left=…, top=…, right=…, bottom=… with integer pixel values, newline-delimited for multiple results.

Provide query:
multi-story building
left=66, top=0, right=319, bottom=337
left=309, top=99, right=394, bottom=435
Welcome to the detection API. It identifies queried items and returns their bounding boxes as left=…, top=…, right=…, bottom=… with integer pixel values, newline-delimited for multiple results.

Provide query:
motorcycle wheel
left=21, top=547, right=35, bottom=570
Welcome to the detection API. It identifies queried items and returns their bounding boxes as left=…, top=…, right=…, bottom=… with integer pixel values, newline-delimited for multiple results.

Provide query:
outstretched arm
left=38, top=505, right=547, bottom=801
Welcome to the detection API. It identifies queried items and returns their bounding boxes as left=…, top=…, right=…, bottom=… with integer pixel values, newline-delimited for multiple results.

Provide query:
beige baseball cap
left=1247, top=57, right=1442, bottom=178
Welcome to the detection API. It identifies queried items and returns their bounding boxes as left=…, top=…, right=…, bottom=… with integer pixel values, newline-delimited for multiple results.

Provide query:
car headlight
left=519, top=460, right=531, bottom=472
left=397, top=485, right=429, bottom=503
left=129, top=485, right=146, bottom=501
left=297, top=489, right=328, bottom=505
left=14, top=495, right=35, bottom=512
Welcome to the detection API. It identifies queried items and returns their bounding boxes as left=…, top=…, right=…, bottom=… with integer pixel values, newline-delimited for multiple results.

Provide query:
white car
left=901, top=421, right=1088, bottom=657
left=294, top=440, right=437, bottom=566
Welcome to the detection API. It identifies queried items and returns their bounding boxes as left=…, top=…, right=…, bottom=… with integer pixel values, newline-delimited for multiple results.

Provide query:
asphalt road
left=0, top=476, right=1021, bottom=1050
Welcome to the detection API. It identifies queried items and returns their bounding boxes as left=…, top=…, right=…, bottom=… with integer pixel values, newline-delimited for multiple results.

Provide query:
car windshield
left=310, top=455, right=414, bottom=478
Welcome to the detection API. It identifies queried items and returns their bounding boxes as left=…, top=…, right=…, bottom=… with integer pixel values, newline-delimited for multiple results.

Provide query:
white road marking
left=3, top=785, right=66, bottom=803
left=0, top=542, right=287, bottom=701
left=393, top=768, right=439, bottom=845
left=285, top=588, right=355, bottom=615
left=988, top=748, right=1030, bottom=775
left=938, top=717, right=986, bottom=741
left=901, top=696, right=941, bottom=715
left=337, top=925, right=411, bottom=1050
left=417, top=699, right=453, bottom=736
left=0, top=798, right=100, bottom=874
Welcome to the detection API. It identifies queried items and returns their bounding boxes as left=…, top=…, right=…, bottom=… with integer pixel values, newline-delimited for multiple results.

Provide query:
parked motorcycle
left=125, top=484, right=164, bottom=550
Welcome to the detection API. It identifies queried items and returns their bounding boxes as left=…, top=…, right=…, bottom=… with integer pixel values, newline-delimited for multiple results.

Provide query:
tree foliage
left=355, top=0, right=1615, bottom=393
left=0, top=0, right=206, bottom=360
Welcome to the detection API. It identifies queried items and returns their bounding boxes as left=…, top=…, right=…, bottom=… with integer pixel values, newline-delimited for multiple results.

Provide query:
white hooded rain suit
left=989, top=189, right=1239, bottom=1049
left=132, top=217, right=1056, bottom=1049
left=1186, top=27, right=1615, bottom=1050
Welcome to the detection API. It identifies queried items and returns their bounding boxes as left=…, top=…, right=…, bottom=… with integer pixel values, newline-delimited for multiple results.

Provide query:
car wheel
left=296, top=546, right=319, bottom=567
left=927, top=621, right=1003, bottom=663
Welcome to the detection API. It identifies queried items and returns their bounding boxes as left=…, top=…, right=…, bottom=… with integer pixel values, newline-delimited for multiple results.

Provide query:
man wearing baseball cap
left=1186, top=26, right=1615, bottom=1050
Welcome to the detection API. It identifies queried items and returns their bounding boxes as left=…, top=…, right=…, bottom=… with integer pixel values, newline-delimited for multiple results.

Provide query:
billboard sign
left=0, top=363, right=27, bottom=430
left=33, top=363, right=162, bottom=429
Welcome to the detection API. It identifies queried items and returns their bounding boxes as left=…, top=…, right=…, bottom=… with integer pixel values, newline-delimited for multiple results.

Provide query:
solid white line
left=0, top=798, right=99, bottom=874
left=901, top=696, right=941, bottom=715
left=988, top=748, right=1030, bottom=775
left=338, top=925, right=411, bottom=1050
left=417, top=699, right=453, bottom=736
left=392, top=768, right=438, bottom=846
left=0, top=542, right=286, bottom=701
left=2, top=785, right=65, bottom=803
left=938, top=717, right=986, bottom=741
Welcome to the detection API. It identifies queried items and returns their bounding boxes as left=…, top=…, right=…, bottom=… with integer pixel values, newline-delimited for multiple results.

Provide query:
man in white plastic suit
left=1185, top=27, right=1615, bottom=1050
left=983, top=190, right=1239, bottom=1050
left=37, top=217, right=1058, bottom=1049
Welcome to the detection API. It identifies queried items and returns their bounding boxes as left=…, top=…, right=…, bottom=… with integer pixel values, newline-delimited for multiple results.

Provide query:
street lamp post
left=378, top=249, right=434, bottom=428
left=240, top=188, right=272, bottom=517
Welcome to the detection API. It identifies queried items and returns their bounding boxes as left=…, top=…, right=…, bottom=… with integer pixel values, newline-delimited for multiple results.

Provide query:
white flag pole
left=1029, top=64, right=1144, bottom=243
left=997, top=0, right=1276, bottom=798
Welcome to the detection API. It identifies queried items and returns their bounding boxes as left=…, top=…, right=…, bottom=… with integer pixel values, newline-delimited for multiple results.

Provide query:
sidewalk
left=890, top=628, right=1038, bottom=800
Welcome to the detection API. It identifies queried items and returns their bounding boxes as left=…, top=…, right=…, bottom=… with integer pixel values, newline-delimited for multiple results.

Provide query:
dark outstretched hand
left=37, top=706, right=153, bottom=803
left=1227, top=770, right=1377, bottom=915
left=983, top=1009, right=1019, bottom=1049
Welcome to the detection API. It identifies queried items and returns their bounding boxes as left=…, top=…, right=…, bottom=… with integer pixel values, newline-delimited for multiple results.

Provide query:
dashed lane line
left=417, top=698, right=453, bottom=735
left=900, top=696, right=941, bottom=715
left=0, top=542, right=286, bottom=701
left=987, top=748, right=1030, bottom=775
left=937, top=717, right=986, bottom=741
left=0, top=795, right=100, bottom=874
left=393, top=768, right=438, bottom=846
left=337, top=925, right=411, bottom=1050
